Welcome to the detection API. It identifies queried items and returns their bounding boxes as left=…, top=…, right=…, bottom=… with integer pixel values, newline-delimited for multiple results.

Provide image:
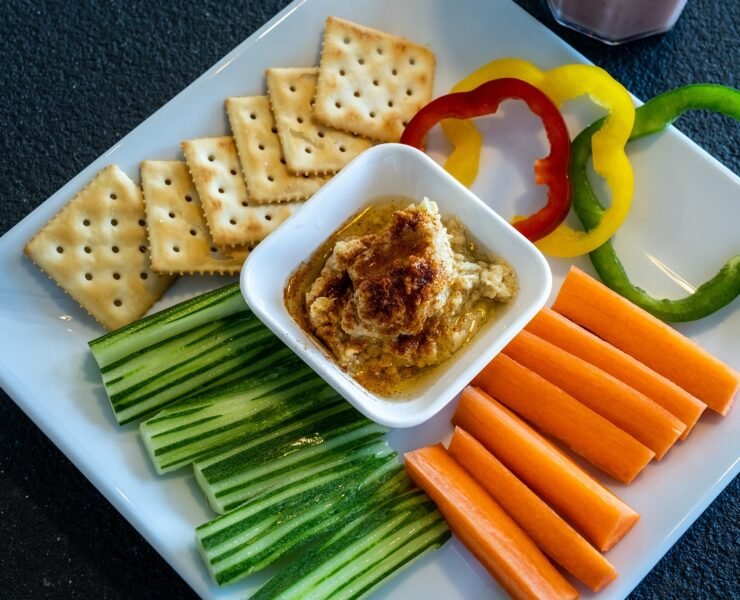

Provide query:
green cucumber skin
left=207, top=459, right=397, bottom=582
left=316, top=490, right=434, bottom=553
left=250, top=490, right=449, bottom=600
left=89, top=283, right=244, bottom=367
left=90, top=287, right=291, bottom=425
left=196, top=403, right=371, bottom=475
left=106, top=316, right=273, bottom=403
left=141, top=346, right=299, bottom=430
left=311, top=471, right=416, bottom=553
left=212, top=438, right=393, bottom=514
left=199, top=441, right=391, bottom=513
left=141, top=372, right=340, bottom=474
left=113, top=326, right=284, bottom=425
left=127, top=343, right=303, bottom=424
left=193, top=403, right=387, bottom=513
left=197, top=457, right=400, bottom=551
left=307, top=514, right=448, bottom=600
left=197, top=457, right=402, bottom=585
left=100, top=311, right=260, bottom=378
left=331, top=522, right=450, bottom=600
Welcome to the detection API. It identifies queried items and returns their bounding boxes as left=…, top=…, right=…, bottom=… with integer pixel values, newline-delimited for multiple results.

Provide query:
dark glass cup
left=547, top=0, right=689, bottom=45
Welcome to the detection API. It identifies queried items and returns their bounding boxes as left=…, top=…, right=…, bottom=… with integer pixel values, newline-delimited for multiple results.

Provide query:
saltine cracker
left=182, top=136, right=301, bottom=246
left=226, top=96, right=327, bottom=203
left=141, top=160, right=248, bottom=275
left=266, top=67, right=372, bottom=174
left=24, top=165, right=175, bottom=330
left=314, top=16, right=435, bottom=142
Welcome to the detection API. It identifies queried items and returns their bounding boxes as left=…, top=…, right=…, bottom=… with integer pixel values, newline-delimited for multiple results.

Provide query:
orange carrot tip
left=526, top=308, right=706, bottom=440
left=474, top=352, right=654, bottom=483
left=552, top=266, right=738, bottom=416
left=453, top=386, right=639, bottom=552
left=449, top=427, right=617, bottom=592
left=405, top=443, right=579, bottom=600
left=502, top=330, right=686, bottom=460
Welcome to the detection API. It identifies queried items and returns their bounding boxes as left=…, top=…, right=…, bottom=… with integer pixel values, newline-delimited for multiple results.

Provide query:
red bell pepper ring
left=400, top=78, right=571, bottom=242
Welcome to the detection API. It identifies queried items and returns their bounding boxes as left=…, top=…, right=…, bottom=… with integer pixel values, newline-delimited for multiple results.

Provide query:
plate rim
left=0, top=1, right=738, bottom=598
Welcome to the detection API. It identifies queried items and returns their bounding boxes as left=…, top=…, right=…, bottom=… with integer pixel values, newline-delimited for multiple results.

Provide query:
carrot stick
left=502, top=331, right=686, bottom=459
left=453, top=387, right=639, bottom=552
left=552, top=266, right=738, bottom=415
left=405, top=443, right=579, bottom=600
left=526, top=308, right=706, bottom=439
left=449, top=427, right=617, bottom=592
left=474, top=353, right=654, bottom=483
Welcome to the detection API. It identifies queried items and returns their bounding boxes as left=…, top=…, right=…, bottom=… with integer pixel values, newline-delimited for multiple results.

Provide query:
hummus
left=287, top=198, right=516, bottom=396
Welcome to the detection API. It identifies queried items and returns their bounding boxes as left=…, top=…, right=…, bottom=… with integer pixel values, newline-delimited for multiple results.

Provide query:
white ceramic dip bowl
left=241, top=143, right=551, bottom=428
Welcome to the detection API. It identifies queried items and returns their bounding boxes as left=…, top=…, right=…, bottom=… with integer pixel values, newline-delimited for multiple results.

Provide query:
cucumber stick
left=197, top=453, right=404, bottom=585
left=90, top=283, right=245, bottom=366
left=251, top=490, right=450, bottom=600
left=90, top=283, right=452, bottom=597
left=194, top=402, right=388, bottom=513
left=106, top=314, right=281, bottom=424
left=89, top=283, right=289, bottom=424
left=141, top=356, right=341, bottom=473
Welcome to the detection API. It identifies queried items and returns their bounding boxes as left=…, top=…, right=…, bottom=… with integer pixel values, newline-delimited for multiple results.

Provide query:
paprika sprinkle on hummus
left=285, top=197, right=517, bottom=397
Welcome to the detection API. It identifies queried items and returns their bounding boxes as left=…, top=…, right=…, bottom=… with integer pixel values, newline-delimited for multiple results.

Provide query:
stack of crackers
left=24, top=17, right=436, bottom=330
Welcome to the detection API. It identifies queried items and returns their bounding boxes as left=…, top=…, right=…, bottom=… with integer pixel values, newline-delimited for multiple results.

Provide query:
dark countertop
left=0, top=0, right=737, bottom=598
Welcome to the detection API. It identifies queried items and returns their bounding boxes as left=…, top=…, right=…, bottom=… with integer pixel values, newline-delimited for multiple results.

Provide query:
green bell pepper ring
left=572, top=84, right=740, bottom=322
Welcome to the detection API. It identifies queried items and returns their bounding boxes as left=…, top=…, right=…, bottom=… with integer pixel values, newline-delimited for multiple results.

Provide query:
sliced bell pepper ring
left=400, top=78, right=571, bottom=242
left=572, top=84, right=740, bottom=322
left=441, top=58, right=635, bottom=257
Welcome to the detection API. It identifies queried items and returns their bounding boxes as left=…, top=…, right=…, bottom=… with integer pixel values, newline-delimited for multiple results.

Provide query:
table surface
left=0, top=0, right=737, bottom=598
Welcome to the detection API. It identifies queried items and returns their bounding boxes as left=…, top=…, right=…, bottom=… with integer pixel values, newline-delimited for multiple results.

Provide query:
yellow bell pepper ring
left=442, top=58, right=635, bottom=258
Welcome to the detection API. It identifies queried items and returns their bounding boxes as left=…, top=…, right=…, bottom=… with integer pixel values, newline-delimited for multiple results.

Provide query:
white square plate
left=0, top=0, right=737, bottom=598
left=242, top=143, right=551, bottom=428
